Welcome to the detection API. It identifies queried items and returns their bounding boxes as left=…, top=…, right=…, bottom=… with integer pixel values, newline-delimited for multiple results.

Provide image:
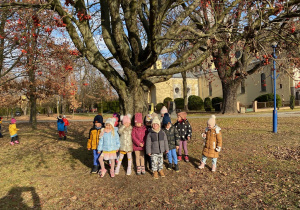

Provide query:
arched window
left=187, top=87, right=190, bottom=94
left=261, top=73, right=266, bottom=92
left=175, top=87, right=180, bottom=94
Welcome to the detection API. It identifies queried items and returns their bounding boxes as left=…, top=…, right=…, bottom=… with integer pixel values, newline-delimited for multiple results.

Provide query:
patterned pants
left=151, top=153, right=163, bottom=172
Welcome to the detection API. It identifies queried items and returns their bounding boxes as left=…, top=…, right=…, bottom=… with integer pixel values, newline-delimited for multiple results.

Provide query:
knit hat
left=11, top=118, right=16, bottom=124
left=135, top=113, right=143, bottom=124
left=162, top=113, right=171, bottom=125
left=121, top=114, right=131, bottom=124
left=151, top=116, right=161, bottom=126
left=207, top=115, right=216, bottom=127
left=160, top=106, right=168, bottom=115
left=105, top=117, right=116, bottom=128
left=63, top=115, right=66, bottom=118
left=145, top=114, right=153, bottom=122
left=57, top=115, right=62, bottom=120
left=177, top=112, right=187, bottom=120
left=94, top=114, right=103, bottom=124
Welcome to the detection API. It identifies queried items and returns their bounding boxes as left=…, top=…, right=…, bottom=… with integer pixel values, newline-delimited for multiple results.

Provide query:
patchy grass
left=0, top=117, right=299, bottom=209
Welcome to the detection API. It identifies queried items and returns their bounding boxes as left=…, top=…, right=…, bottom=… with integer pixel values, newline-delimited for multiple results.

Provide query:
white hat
left=207, top=115, right=216, bottom=127
left=151, top=116, right=161, bottom=126
left=63, top=115, right=66, bottom=118
left=105, top=117, right=116, bottom=127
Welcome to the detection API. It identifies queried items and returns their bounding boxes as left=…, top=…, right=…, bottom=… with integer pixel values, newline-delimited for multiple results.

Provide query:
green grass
left=0, top=117, right=299, bottom=209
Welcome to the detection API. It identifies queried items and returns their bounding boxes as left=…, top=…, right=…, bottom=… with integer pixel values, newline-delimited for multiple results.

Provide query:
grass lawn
left=0, top=116, right=299, bottom=209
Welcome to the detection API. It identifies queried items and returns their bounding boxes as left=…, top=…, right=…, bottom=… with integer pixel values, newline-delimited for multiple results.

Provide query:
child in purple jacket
left=132, top=113, right=148, bottom=175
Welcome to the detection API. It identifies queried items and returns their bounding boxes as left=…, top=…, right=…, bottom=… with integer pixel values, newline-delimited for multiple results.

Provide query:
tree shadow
left=188, top=155, right=200, bottom=168
left=0, top=187, right=41, bottom=210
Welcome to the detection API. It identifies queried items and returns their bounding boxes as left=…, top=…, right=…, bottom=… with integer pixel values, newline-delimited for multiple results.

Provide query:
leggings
left=135, top=150, right=145, bottom=167
left=178, top=140, right=188, bottom=156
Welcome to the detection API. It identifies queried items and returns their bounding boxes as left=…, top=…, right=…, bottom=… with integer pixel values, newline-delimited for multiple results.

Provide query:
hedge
left=255, top=93, right=281, bottom=108
left=174, top=98, right=184, bottom=110
left=188, top=95, right=203, bottom=110
left=204, top=97, right=213, bottom=111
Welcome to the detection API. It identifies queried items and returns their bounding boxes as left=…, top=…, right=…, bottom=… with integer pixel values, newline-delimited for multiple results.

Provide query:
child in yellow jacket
left=9, top=118, right=19, bottom=145
left=87, top=118, right=104, bottom=174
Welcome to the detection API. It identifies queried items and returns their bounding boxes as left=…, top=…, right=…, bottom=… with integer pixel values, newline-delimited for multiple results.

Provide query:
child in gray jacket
left=146, top=116, right=169, bottom=179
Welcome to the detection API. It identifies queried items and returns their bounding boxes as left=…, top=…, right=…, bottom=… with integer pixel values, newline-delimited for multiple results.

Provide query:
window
left=187, top=87, right=190, bottom=94
left=280, top=84, right=283, bottom=89
left=175, top=87, right=180, bottom=94
left=261, top=73, right=266, bottom=92
left=209, top=82, right=212, bottom=96
left=241, top=81, right=245, bottom=94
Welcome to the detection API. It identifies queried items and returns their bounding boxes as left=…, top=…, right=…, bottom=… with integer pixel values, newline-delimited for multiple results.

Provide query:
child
left=115, top=114, right=133, bottom=175
left=9, top=118, right=19, bottom=145
left=144, top=114, right=153, bottom=170
left=87, top=118, right=104, bottom=174
left=162, top=113, right=180, bottom=172
left=174, top=112, right=192, bottom=162
left=0, top=117, right=3, bottom=138
left=97, top=118, right=120, bottom=178
left=57, top=115, right=66, bottom=140
left=62, top=115, right=70, bottom=134
left=160, top=106, right=168, bottom=123
left=199, top=115, right=222, bottom=172
left=132, top=113, right=148, bottom=175
left=146, top=116, right=169, bottom=179
left=112, top=113, right=120, bottom=127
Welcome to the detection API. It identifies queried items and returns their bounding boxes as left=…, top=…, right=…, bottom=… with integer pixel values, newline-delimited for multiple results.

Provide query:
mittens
left=216, top=146, right=221, bottom=152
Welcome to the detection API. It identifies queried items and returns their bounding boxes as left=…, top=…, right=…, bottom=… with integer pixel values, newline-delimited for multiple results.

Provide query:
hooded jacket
left=162, top=125, right=180, bottom=150
left=97, top=127, right=120, bottom=152
left=146, top=128, right=169, bottom=154
left=202, top=126, right=222, bottom=158
left=57, top=119, right=65, bottom=131
left=87, top=126, right=103, bottom=150
left=132, top=125, right=148, bottom=151
left=174, top=119, right=192, bottom=141
left=118, top=125, right=133, bottom=152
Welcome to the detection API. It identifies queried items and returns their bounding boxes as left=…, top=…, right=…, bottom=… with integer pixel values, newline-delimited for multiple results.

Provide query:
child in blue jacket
left=97, top=118, right=120, bottom=178
left=57, top=115, right=66, bottom=140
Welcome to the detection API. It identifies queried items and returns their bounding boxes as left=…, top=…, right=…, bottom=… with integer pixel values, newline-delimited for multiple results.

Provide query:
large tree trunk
left=28, top=68, right=37, bottom=129
left=221, top=81, right=240, bottom=114
left=118, top=84, right=148, bottom=117
left=181, top=71, right=189, bottom=111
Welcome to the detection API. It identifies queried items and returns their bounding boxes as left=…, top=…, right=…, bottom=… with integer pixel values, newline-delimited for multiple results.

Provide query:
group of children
left=87, top=107, right=222, bottom=179
left=0, top=117, right=20, bottom=145
left=56, top=115, right=69, bottom=140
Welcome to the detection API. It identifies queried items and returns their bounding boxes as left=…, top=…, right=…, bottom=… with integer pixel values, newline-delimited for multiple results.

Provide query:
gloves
left=216, top=146, right=221, bottom=152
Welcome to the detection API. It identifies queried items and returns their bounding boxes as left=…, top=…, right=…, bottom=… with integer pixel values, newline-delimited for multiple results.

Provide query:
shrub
left=212, top=97, right=223, bottom=108
left=174, top=98, right=184, bottom=110
left=188, top=95, right=203, bottom=110
left=290, top=95, right=295, bottom=110
left=255, top=93, right=281, bottom=108
left=204, top=97, right=212, bottom=111
left=163, top=97, right=173, bottom=107
left=155, top=103, right=165, bottom=112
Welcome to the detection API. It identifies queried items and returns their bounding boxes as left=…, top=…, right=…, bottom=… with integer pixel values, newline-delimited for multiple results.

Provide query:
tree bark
left=28, top=67, right=37, bottom=129
left=221, top=81, right=240, bottom=114
left=181, top=71, right=189, bottom=111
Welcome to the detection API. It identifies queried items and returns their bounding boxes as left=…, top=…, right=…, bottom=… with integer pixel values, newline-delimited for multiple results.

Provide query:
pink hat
left=11, top=118, right=16, bottom=124
left=135, top=113, right=143, bottom=124
left=177, top=112, right=187, bottom=120
left=122, top=114, right=131, bottom=124
left=160, top=106, right=168, bottom=115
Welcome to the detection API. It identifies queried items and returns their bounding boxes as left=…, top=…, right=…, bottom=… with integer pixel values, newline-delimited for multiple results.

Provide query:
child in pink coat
left=131, top=113, right=148, bottom=175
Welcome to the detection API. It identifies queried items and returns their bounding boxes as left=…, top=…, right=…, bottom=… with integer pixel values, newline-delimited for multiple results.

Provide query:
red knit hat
left=135, top=113, right=143, bottom=124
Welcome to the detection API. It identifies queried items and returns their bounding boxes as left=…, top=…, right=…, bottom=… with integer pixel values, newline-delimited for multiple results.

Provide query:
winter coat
left=202, top=126, right=222, bottom=158
left=118, top=125, right=133, bottom=152
left=87, top=127, right=103, bottom=150
left=146, top=129, right=169, bottom=155
left=57, top=119, right=65, bottom=131
left=132, top=125, right=148, bottom=151
left=97, top=127, right=120, bottom=152
left=62, top=118, right=70, bottom=126
left=174, top=119, right=192, bottom=141
left=9, top=123, right=19, bottom=137
left=162, top=125, right=180, bottom=150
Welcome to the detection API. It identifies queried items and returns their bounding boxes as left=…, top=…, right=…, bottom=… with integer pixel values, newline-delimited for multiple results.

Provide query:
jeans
left=168, top=149, right=178, bottom=164
left=202, top=155, right=217, bottom=165
left=64, top=126, right=68, bottom=134
left=93, top=149, right=101, bottom=166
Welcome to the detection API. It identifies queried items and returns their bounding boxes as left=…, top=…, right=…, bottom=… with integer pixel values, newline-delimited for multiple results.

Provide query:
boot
left=167, top=163, right=172, bottom=170
left=126, top=158, right=132, bottom=175
left=63, top=136, right=67, bottom=140
left=184, top=155, right=189, bottom=162
left=91, top=165, right=99, bottom=174
left=212, top=164, right=217, bottom=172
left=198, top=162, right=205, bottom=169
left=158, top=170, right=165, bottom=178
left=137, top=166, right=141, bottom=175
left=177, top=156, right=182, bottom=161
left=141, top=166, right=146, bottom=175
left=175, top=164, right=179, bottom=172
left=153, top=171, right=159, bottom=179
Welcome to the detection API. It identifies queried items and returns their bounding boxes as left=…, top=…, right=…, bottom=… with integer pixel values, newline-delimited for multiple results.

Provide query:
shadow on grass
left=0, top=187, right=41, bottom=210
